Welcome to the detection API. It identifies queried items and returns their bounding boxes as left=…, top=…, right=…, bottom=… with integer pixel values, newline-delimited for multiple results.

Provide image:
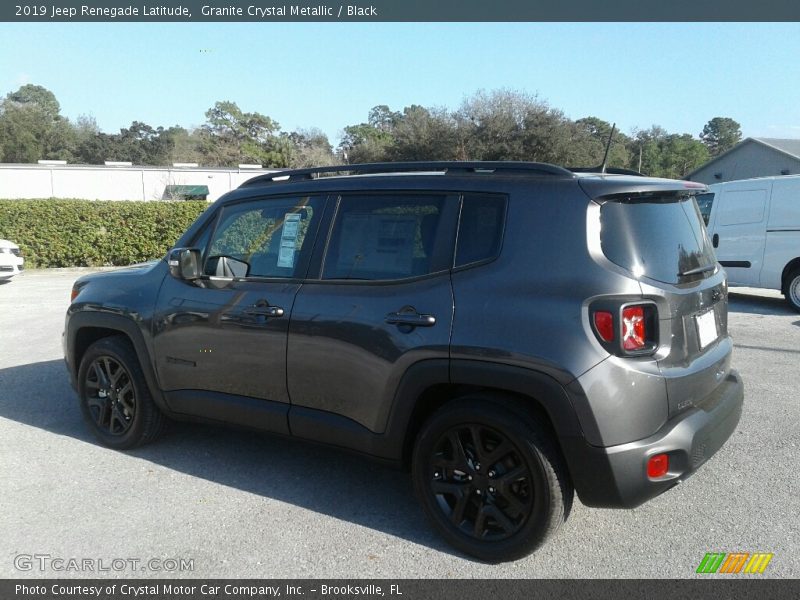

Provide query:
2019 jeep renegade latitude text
left=64, top=162, right=744, bottom=562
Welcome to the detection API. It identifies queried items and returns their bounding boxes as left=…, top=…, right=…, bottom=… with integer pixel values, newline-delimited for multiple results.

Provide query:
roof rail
left=239, top=161, right=575, bottom=188
left=568, top=166, right=644, bottom=176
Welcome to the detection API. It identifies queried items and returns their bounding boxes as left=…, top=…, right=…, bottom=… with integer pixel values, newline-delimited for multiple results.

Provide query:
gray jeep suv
left=64, top=162, right=744, bottom=562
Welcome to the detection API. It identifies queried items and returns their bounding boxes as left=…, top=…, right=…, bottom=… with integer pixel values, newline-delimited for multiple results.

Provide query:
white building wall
left=0, top=167, right=53, bottom=198
left=52, top=168, right=144, bottom=200
left=0, top=164, right=279, bottom=201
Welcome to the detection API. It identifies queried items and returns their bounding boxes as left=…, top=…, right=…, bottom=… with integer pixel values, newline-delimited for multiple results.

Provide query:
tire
left=785, top=269, right=800, bottom=313
left=77, top=335, right=167, bottom=449
left=412, top=395, right=573, bottom=562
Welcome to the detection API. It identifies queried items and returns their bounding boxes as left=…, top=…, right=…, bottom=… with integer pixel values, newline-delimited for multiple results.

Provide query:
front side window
left=323, top=194, right=449, bottom=281
left=204, top=196, right=322, bottom=279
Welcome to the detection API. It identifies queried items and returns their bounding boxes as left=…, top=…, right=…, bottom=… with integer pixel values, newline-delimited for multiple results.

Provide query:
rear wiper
left=679, top=264, right=717, bottom=277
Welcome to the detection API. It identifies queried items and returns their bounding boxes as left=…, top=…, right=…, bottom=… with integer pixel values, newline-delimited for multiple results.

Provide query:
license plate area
left=695, top=309, right=718, bottom=350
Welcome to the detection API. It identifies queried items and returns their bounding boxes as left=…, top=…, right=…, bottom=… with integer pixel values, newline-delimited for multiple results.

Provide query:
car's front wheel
left=78, top=335, right=167, bottom=449
left=412, top=395, right=573, bottom=562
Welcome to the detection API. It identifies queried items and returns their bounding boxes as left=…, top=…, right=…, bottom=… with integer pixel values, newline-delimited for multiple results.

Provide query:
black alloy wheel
left=413, top=396, right=572, bottom=562
left=429, top=424, right=533, bottom=541
left=78, top=335, right=167, bottom=449
left=84, top=356, right=136, bottom=436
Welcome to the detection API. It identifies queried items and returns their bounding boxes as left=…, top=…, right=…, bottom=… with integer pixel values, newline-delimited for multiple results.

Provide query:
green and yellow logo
left=696, top=552, right=773, bottom=574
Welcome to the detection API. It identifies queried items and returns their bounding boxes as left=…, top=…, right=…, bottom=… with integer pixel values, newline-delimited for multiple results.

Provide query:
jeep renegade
left=64, top=162, right=744, bottom=562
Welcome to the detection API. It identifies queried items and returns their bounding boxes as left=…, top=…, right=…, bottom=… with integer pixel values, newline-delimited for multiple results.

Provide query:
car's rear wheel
left=412, top=395, right=572, bottom=562
left=78, top=335, right=167, bottom=449
left=785, top=269, right=800, bottom=313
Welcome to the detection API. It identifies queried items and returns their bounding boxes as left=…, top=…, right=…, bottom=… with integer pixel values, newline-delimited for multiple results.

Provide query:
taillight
left=591, top=301, right=657, bottom=356
left=593, top=311, right=614, bottom=342
left=622, top=305, right=646, bottom=351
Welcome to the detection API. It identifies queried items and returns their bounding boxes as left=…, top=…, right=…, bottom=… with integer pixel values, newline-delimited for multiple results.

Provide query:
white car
left=0, top=239, right=24, bottom=280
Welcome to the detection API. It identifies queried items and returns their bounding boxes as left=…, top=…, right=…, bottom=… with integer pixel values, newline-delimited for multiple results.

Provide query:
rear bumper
left=563, top=368, right=743, bottom=508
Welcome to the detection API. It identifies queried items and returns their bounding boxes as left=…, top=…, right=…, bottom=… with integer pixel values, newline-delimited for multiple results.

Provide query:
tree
left=661, top=134, right=710, bottom=178
left=287, top=128, right=338, bottom=168
left=628, top=126, right=669, bottom=175
left=0, top=105, right=42, bottom=162
left=455, top=89, right=536, bottom=160
left=70, top=114, right=100, bottom=159
left=0, top=84, right=725, bottom=173
left=338, top=109, right=396, bottom=163
left=163, top=126, right=205, bottom=166
left=116, top=121, right=174, bottom=164
left=69, top=120, right=180, bottom=165
left=201, top=101, right=284, bottom=166
left=628, top=126, right=709, bottom=178
left=0, top=84, right=74, bottom=162
left=387, top=105, right=459, bottom=161
left=700, top=117, right=742, bottom=157
left=573, top=117, right=631, bottom=168
left=368, top=105, right=401, bottom=133
left=5, top=84, right=61, bottom=120
left=453, top=89, right=611, bottom=164
left=72, top=131, right=116, bottom=165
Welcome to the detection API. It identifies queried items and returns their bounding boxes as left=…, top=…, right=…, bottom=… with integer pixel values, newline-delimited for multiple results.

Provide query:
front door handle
left=712, top=233, right=719, bottom=248
left=385, top=311, right=436, bottom=327
left=243, top=301, right=284, bottom=318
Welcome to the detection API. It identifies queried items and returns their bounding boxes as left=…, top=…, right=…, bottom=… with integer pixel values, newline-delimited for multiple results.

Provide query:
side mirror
left=168, top=248, right=201, bottom=281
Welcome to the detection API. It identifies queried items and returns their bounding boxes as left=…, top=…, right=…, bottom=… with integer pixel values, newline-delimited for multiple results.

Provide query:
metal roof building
left=686, top=138, right=800, bottom=184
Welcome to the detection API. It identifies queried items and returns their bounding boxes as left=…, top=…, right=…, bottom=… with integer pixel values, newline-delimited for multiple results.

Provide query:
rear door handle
left=712, top=233, right=719, bottom=248
left=385, top=312, right=436, bottom=327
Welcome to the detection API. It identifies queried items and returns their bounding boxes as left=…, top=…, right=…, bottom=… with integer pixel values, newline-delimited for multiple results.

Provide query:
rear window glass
left=600, top=194, right=716, bottom=284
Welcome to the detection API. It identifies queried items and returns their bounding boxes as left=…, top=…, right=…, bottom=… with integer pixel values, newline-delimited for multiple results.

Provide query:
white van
left=698, top=175, right=800, bottom=311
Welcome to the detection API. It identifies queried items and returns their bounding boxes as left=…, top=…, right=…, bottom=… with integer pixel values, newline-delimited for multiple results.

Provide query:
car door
left=286, top=191, right=459, bottom=437
left=707, top=184, right=769, bottom=286
left=153, top=194, right=326, bottom=432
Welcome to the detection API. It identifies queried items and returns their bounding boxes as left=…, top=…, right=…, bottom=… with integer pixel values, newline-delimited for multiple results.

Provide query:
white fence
left=0, top=164, right=281, bottom=202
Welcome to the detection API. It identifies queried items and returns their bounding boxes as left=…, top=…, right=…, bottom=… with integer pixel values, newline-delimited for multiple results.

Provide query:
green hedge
left=0, top=199, right=209, bottom=268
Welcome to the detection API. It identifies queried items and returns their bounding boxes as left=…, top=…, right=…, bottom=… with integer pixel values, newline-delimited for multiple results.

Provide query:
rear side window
left=323, top=194, right=450, bottom=281
left=455, top=194, right=507, bottom=267
left=600, top=194, right=717, bottom=284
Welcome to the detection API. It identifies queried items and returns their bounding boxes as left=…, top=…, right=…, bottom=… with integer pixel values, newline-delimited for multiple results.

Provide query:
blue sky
left=2, top=23, right=800, bottom=146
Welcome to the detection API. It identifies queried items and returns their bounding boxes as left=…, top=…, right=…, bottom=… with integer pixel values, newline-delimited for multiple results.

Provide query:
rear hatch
left=593, top=186, right=731, bottom=419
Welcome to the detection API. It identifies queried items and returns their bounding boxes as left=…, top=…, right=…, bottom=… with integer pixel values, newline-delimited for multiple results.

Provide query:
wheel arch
left=387, top=360, right=584, bottom=471
left=66, top=311, right=168, bottom=413
left=780, top=257, right=800, bottom=295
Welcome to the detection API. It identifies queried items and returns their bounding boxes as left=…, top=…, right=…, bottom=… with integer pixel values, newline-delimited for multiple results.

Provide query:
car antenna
left=600, top=123, right=616, bottom=174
